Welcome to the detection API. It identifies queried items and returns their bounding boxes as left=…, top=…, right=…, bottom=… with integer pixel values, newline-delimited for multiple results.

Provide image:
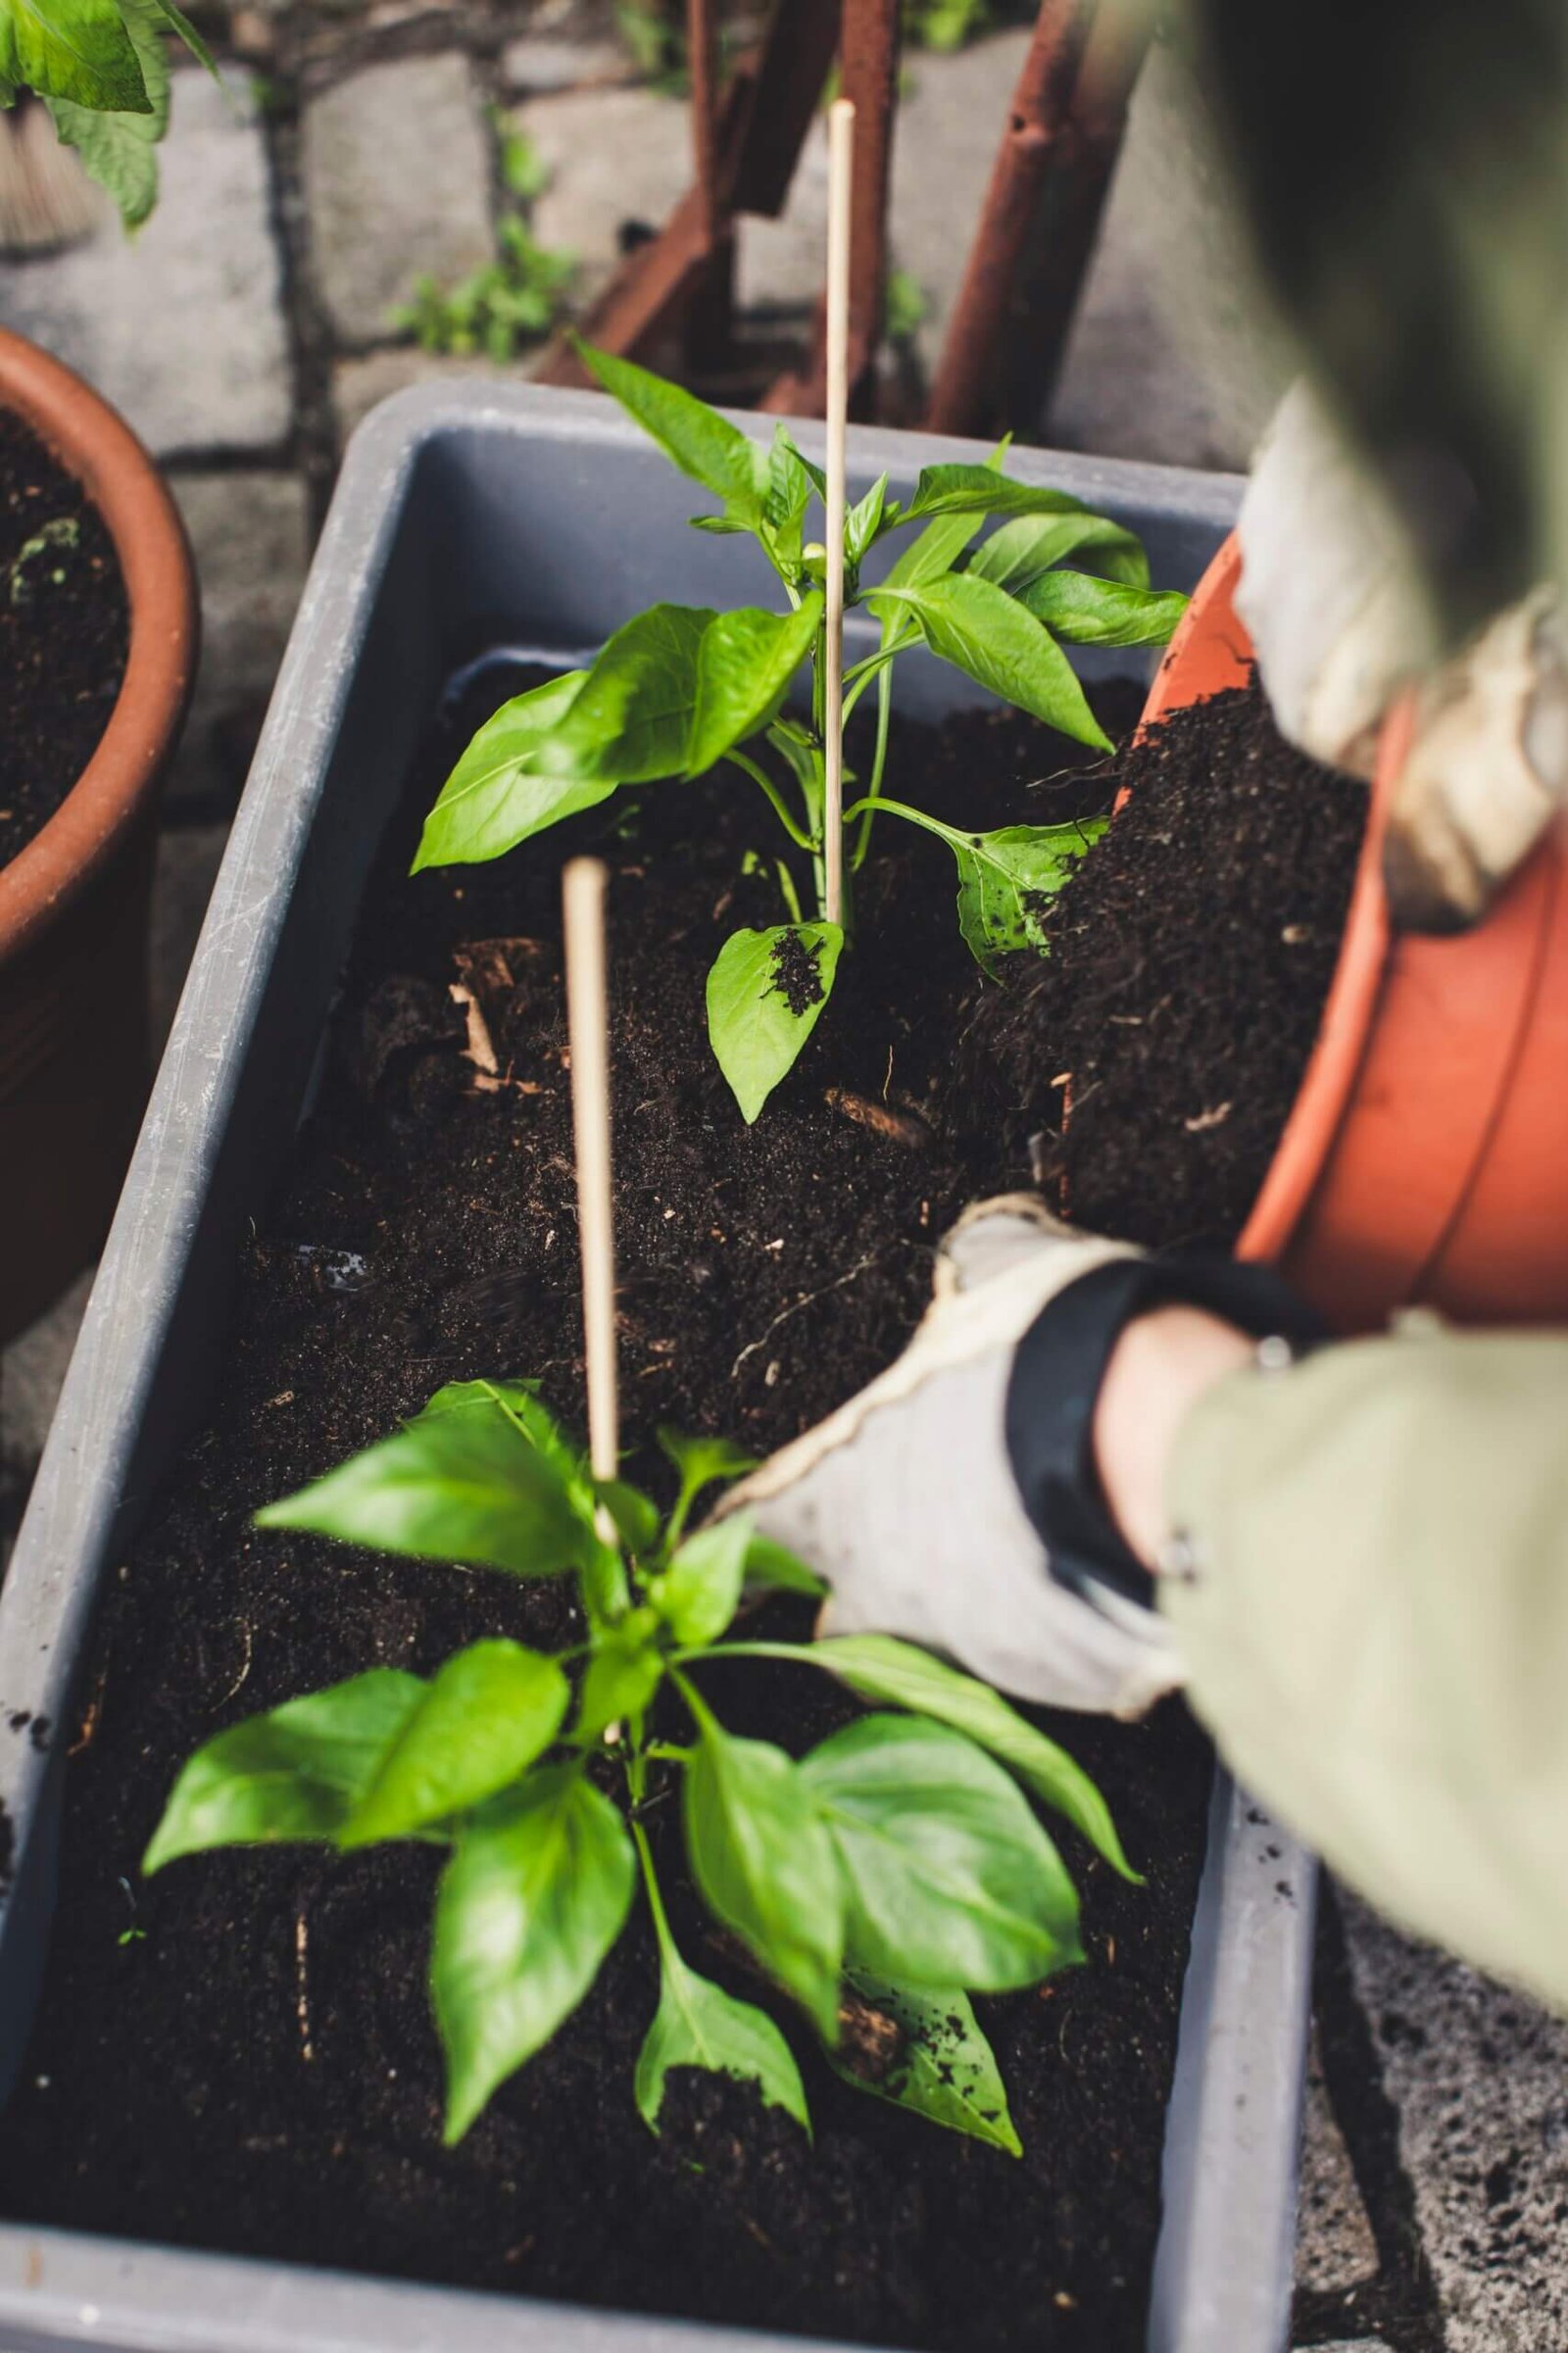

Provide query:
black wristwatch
left=1004, top=1251, right=1329, bottom=1615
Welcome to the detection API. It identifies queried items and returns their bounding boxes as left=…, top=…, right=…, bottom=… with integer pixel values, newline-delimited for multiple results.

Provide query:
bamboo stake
left=821, top=95, right=856, bottom=932
left=563, top=858, right=618, bottom=1491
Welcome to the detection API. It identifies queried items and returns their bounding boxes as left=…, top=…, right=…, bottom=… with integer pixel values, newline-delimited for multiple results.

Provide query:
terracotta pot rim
left=0, top=327, right=198, bottom=966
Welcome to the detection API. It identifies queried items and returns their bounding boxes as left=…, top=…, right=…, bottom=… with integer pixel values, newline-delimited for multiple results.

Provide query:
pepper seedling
left=142, top=1384, right=1138, bottom=2152
left=412, top=341, right=1188, bottom=1120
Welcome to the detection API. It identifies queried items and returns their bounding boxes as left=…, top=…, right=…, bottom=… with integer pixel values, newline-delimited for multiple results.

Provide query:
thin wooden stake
left=821, top=95, right=856, bottom=932
left=563, top=858, right=618, bottom=1490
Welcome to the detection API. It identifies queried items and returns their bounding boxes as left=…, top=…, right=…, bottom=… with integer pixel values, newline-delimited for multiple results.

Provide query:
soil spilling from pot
left=0, top=664, right=1232, bottom=2353
left=965, top=674, right=1368, bottom=1248
left=0, top=409, right=129, bottom=871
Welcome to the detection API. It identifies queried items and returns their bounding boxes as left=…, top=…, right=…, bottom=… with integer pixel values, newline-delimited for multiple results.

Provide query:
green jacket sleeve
left=1159, top=1317, right=1568, bottom=2010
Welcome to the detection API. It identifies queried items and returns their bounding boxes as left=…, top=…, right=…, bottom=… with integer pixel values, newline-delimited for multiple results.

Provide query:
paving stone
left=151, top=823, right=231, bottom=1052
left=517, top=84, right=689, bottom=303
left=1341, top=1890, right=1568, bottom=2353
left=737, top=110, right=828, bottom=315
left=167, top=471, right=311, bottom=815
left=0, top=70, right=290, bottom=458
left=1294, top=2341, right=1393, bottom=2351
left=331, top=346, right=507, bottom=442
left=304, top=53, right=493, bottom=345
left=1047, top=38, right=1292, bottom=470
left=887, top=32, right=1032, bottom=371
left=1296, top=2025, right=1381, bottom=2297
left=500, top=34, right=631, bottom=94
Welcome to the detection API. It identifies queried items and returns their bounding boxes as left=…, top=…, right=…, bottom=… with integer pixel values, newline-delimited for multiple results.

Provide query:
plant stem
left=631, top=1814, right=677, bottom=1961
left=730, top=749, right=812, bottom=850
left=775, top=859, right=805, bottom=926
left=670, top=1640, right=822, bottom=1669
left=851, top=654, right=895, bottom=872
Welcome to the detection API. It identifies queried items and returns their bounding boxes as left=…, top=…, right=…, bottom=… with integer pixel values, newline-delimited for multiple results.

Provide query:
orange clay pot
left=0, top=330, right=198, bottom=1345
left=1138, top=533, right=1568, bottom=1333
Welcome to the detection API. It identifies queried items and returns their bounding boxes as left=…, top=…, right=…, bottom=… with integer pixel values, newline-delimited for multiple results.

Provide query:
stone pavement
left=0, top=11, right=1554, bottom=2345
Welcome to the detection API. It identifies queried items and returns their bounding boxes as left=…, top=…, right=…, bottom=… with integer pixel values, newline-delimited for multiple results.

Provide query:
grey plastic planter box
left=0, top=384, right=1314, bottom=2353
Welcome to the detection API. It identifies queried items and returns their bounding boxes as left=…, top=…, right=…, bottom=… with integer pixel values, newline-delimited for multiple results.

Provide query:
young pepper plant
left=144, top=1378, right=1139, bottom=2154
left=412, top=342, right=1188, bottom=1121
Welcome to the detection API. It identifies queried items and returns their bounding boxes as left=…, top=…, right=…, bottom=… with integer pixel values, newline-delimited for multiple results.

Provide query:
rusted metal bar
left=763, top=0, right=901, bottom=418
left=924, top=0, right=1099, bottom=439
left=729, top=0, right=843, bottom=219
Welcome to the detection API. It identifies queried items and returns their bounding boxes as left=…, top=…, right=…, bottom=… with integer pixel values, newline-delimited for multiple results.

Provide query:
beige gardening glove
left=1239, top=379, right=1568, bottom=931
left=716, top=1197, right=1186, bottom=1720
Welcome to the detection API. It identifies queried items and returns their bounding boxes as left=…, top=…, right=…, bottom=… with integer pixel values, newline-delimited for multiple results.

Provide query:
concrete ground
left=0, top=11, right=1553, bottom=2346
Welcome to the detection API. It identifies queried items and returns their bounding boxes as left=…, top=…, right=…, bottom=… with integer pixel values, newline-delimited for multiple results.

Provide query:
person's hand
left=1238, top=380, right=1568, bottom=931
left=715, top=1197, right=1187, bottom=1719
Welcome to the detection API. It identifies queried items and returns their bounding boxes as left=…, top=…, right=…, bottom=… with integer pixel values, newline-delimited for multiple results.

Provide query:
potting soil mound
left=967, top=671, right=1368, bottom=1248
left=0, top=666, right=1223, bottom=2353
left=0, top=409, right=129, bottom=870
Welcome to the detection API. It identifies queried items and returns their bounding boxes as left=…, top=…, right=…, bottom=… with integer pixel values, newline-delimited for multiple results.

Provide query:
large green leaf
left=0, top=0, right=150, bottom=112
left=762, top=424, right=820, bottom=571
left=871, top=573, right=1111, bottom=750
left=706, top=921, right=843, bottom=1123
left=800, top=1715, right=1082, bottom=1990
left=901, top=464, right=1087, bottom=524
left=809, top=1636, right=1138, bottom=1880
left=966, top=513, right=1151, bottom=593
left=1014, top=570, right=1189, bottom=648
left=686, top=596, right=822, bottom=779
left=683, top=1719, right=845, bottom=2039
left=43, top=0, right=166, bottom=226
left=829, top=1972, right=1020, bottom=2157
left=143, top=1669, right=425, bottom=1873
left=742, top=1531, right=828, bottom=1601
left=860, top=800, right=1102, bottom=977
left=539, top=604, right=712, bottom=785
left=636, top=1940, right=810, bottom=2136
left=340, top=1642, right=569, bottom=1845
left=649, top=1516, right=751, bottom=1647
left=432, top=1767, right=635, bottom=2141
left=578, top=341, right=765, bottom=524
left=256, top=1385, right=597, bottom=1578
left=411, top=671, right=615, bottom=871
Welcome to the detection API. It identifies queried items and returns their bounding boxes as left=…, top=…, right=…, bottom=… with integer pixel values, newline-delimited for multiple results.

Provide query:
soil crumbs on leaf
left=771, top=925, right=827, bottom=1014
left=968, top=672, right=1367, bottom=1248
left=0, top=666, right=1217, bottom=2353
left=0, top=411, right=129, bottom=870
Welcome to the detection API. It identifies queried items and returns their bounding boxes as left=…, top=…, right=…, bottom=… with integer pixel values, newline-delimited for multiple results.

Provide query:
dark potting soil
left=0, top=663, right=1222, bottom=2353
left=966, top=673, right=1369, bottom=1250
left=0, top=409, right=129, bottom=870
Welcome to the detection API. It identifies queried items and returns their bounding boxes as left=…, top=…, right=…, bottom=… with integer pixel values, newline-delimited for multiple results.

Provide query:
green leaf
left=650, top=1516, right=751, bottom=1647
left=340, top=1642, right=569, bottom=1846
left=594, top=1476, right=661, bottom=1555
left=686, top=596, right=822, bottom=779
left=143, top=1669, right=425, bottom=1873
left=411, top=670, right=613, bottom=872
left=800, top=1715, right=1082, bottom=1990
left=844, top=474, right=889, bottom=569
left=433, top=1766, right=635, bottom=2141
left=706, top=922, right=843, bottom=1124
left=873, top=438, right=1010, bottom=596
left=1014, top=570, right=1189, bottom=648
left=808, top=1635, right=1138, bottom=1880
left=828, top=1973, right=1020, bottom=2157
left=256, top=1385, right=597, bottom=1579
left=0, top=0, right=150, bottom=112
left=871, top=573, right=1111, bottom=750
left=577, top=341, right=765, bottom=524
left=948, top=821, right=1104, bottom=974
left=573, top=1611, right=664, bottom=1744
left=966, top=512, right=1151, bottom=593
left=42, top=0, right=166, bottom=226
left=147, top=0, right=217, bottom=75
left=762, top=424, right=819, bottom=571
left=901, top=464, right=1087, bottom=525
left=636, top=1941, right=810, bottom=2136
left=657, top=1427, right=759, bottom=1527
left=683, top=1718, right=845, bottom=2039
left=743, top=1531, right=828, bottom=1600
left=540, top=604, right=713, bottom=785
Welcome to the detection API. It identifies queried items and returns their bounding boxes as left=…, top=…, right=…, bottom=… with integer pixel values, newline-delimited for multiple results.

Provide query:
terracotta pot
left=1141, top=533, right=1568, bottom=1331
left=0, top=329, right=197, bottom=1346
